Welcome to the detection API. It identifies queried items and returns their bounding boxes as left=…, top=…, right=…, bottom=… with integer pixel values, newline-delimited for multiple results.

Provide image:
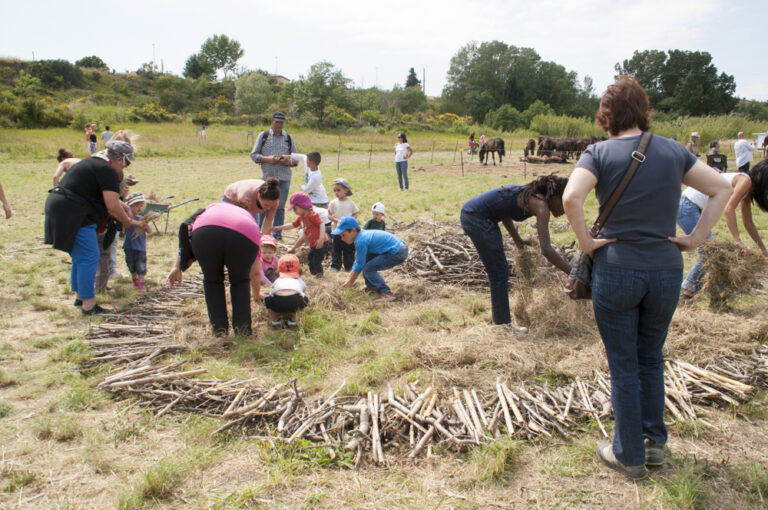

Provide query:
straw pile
left=701, top=240, right=766, bottom=305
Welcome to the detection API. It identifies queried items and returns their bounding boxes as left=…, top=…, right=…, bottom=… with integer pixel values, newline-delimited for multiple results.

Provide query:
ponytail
left=259, top=177, right=281, bottom=201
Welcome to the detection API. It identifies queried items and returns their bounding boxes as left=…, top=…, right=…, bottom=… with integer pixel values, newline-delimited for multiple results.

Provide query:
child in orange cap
left=264, top=254, right=309, bottom=328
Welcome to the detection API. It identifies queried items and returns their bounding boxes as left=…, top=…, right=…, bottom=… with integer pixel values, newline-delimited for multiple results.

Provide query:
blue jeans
left=591, top=263, right=682, bottom=466
left=70, top=224, right=99, bottom=300
left=677, top=196, right=710, bottom=293
left=255, top=178, right=291, bottom=239
left=362, top=245, right=408, bottom=294
left=395, top=161, right=409, bottom=190
left=460, top=211, right=510, bottom=324
left=124, top=249, right=147, bottom=275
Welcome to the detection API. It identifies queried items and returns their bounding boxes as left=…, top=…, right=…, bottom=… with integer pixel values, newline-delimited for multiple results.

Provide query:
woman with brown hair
left=563, top=77, right=731, bottom=480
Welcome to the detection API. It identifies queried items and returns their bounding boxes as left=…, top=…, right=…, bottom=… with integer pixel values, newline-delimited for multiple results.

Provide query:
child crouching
left=260, top=234, right=279, bottom=287
left=264, top=254, right=309, bottom=328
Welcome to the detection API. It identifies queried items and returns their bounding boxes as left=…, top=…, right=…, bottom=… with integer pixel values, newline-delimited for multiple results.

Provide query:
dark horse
left=479, top=138, right=505, bottom=165
left=524, top=138, right=536, bottom=157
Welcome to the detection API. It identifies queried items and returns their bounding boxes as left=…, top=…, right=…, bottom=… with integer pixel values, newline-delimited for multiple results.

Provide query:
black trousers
left=331, top=234, right=355, bottom=271
left=308, top=240, right=330, bottom=276
left=190, top=225, right=259, bottom=335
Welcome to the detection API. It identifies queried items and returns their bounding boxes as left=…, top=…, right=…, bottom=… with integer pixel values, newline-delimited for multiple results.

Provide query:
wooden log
left=496, top=382, right=514, bottom=437
left=108, top=368, right=208, bottom=388
left=426, top=247, right=447, bottom=273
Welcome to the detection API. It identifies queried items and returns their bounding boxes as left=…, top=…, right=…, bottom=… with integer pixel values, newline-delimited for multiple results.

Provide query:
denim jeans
left=395, top=161, right=409, bottom=190
left=70, top=224, right=99, bottom=300
left=677, top=196, right=710, bottom=293
left=460, top=211, right=510, bottom=324
left=591, top=262, right=682, bottom=466
left=256, top=177, right=291, bottom=239
left=362, top=245, right=408, bottom=294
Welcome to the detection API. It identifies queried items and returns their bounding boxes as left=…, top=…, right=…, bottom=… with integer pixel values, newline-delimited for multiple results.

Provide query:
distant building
left=270, top=74, right=290, bottom=85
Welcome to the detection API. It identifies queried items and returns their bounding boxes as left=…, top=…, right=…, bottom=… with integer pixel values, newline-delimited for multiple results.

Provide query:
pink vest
left=192, top=202, right=261, bottom=246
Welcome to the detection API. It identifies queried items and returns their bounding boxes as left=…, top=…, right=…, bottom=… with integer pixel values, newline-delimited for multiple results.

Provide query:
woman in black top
left=44, top=139, right=147, bottom=314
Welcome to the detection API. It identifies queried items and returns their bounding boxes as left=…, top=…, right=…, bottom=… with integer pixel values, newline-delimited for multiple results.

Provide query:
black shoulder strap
left=257, top=130, right=292, bottom=155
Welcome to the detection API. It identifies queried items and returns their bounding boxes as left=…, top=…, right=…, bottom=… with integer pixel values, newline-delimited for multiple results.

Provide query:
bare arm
left=406, top=146, right=414, bottom=159
left=500, top=218, right=528, bottom=247
left=343, top=270, right=360, bottom=287
left=272, top=223, right=297, bottom=232
left=722, top=174, right=752, bottom=247
left=289, top=231, right=308, bottom=253
left=740, top=199, right=768, bottom=255
left=527, top=197, right=571, bottom=274
left=562, top=168, right=616, bottom=257
left=0, top=181, right=12, bottom=219
left=103, top=191, right=142, bottom=229
left=250, top=257, right=263, bottom=300
left=670, top=160, right=732, bottom=251
left=261, top=202, right=277, bottom=235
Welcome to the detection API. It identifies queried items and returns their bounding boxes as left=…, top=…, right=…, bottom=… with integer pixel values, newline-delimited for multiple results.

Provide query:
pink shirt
left=192, top=202, right=261, bottom=246
left=260, top=254, right=279, bottom=286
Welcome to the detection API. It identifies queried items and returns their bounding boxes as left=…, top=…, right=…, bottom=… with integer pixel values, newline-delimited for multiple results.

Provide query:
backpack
left=256, top=130, right=292, bottom=155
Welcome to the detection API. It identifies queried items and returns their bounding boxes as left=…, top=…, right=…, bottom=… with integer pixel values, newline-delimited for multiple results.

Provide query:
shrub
left=127, top=102, right=176, bottom=122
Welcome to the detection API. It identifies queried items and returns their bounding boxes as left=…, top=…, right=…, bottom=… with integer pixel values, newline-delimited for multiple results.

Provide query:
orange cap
left=277, top=254, right=301, bottom=278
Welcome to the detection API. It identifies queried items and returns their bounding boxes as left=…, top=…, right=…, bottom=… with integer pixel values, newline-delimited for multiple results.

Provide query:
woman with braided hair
left=460, top=174, right=572, bottom=332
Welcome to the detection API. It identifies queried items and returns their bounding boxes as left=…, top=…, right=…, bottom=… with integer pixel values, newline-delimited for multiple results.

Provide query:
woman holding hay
left=678, top=162, right=768, bottom=298
left=562, top=77, right=731, bottom=481
left=460, top=174, right=572, bottom=332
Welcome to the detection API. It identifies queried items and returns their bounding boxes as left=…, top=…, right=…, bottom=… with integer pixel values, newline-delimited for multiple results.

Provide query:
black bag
left=567, top=132, right=652, bottom=300
left=178, top=208, right=205, bottom=271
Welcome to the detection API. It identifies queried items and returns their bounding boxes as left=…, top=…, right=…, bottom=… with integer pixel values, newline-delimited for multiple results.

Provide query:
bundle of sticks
left=94, top=345, right=767, bottom=465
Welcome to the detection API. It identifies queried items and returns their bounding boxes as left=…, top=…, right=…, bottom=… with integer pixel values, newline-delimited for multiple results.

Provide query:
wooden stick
left=496, top=382, right=514, bottom=437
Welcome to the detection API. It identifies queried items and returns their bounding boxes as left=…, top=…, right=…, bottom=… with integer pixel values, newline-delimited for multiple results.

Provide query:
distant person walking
left=685, top=132, right=700, bottom=157
left=250, top=112, right=298, bottom=240
left=101, top=125, right=114, bottom=146
left=394, top=132, right=414, bottom=191
left=735, top=131, right=755, bottom=172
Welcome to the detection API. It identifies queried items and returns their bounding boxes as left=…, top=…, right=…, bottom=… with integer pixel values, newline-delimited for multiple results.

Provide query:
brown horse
left=479, top=138, right=505, bottom=165
left=524, top=139, right=536, bottom=157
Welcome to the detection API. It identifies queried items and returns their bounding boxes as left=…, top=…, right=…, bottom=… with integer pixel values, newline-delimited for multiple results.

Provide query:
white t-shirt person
left=292, top=153, right=329, bottom=205
left=735, top=139, right=755, bottom=169
left=395, top=142, right=411, bottom=162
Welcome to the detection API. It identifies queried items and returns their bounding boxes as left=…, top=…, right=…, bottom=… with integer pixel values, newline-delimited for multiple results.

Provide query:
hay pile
left=701, top=240, right=766, bottom=304
left=511, top=247, right=595, bottom=339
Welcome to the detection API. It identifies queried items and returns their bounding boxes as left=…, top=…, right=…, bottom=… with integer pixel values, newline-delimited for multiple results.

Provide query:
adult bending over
left=222, top=178, right=281, bottom=235
left=52, top=148, right=78, bottom=187
left=562, top=77, right=731, bottom=481
left=44, top=139, right=147, bottom=314
left=167, top=202, right=262, bottom=337
left=678, top=163, right=768, bottom=298
left=460, top=174, right=572, bottom=332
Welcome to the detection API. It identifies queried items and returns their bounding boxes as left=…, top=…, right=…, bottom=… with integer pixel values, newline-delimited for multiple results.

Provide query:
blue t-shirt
left=352, top=230, right=405, bottom=273
left=123, top=215, right=147, bottom=252
left=576, top=134, right=697, bottom=270
left=460, top=185, right=532, bottom=223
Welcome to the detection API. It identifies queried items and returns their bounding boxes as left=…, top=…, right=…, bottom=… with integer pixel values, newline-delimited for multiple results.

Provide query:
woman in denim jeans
left=563, top=77, right=732, bottom=481
left=460, top=174, right=573, bottom=332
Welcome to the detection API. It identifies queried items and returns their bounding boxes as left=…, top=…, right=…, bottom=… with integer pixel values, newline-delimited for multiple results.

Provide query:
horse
left=479, top=138, right=505, bottom=165
left=524, top=139, right=536, bottom=157
left=537, top=137, right=556, bottom=156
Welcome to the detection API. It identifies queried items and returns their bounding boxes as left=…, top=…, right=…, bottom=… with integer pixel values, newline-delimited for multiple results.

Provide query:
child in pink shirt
left=260, top=234, right=279, bottom=286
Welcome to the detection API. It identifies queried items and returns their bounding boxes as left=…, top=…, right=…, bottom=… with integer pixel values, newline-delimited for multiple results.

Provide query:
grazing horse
left=479, top=138, right=505, bottom=165
left=524, top=139, right=536, bottom=157
left=537, top=137, right=556, bottom=156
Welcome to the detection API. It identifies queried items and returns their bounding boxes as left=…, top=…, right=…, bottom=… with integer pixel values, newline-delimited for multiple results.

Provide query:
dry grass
left=702, top=239, right=767, bottom=302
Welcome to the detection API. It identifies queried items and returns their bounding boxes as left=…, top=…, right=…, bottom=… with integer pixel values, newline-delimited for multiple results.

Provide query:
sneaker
left=596, top=441, right=648, bottom=481
left=330, top=267, right=340, bottom=272
left=645, top=439, right=664, bottom=467
left=374, top=292, right=396, bottom=303
left=270, top=320, right=284, bottom=329
left=81, top=304, right=112, bottom=315
left=285, top=319, right=297, bottom=329
left=73, top=299, right=82, bottom=307
left=363, top=286, right=377, bottom=294
left=135, top=280, right=147, bottom=291
left=506, top=324, right=529, bottom=335
left=110, top=271, right=124, bottom=278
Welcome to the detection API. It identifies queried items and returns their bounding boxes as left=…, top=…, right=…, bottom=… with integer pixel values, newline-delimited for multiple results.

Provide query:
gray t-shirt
left=576, top=134, right=697, bottom=270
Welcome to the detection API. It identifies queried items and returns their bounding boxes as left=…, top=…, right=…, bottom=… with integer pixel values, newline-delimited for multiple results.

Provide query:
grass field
left=1, top=125, right=768, bottom=508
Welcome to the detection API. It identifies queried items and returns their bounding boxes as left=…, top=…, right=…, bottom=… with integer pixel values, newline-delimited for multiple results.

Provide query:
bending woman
left=563, top=77, right=731, bottom=481
left=222, top=178, right=281, bottom=234
left=167, top=202, right=262, bottom=337
left=678, top=162, right=768, bottom=298
left=460, top=174, right=572, bottom=331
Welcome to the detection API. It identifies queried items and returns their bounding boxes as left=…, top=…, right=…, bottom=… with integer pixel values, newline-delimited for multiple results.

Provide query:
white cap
left=371, top=202, right=386, bottom=215
left=691, top=132, right=699, bottom=138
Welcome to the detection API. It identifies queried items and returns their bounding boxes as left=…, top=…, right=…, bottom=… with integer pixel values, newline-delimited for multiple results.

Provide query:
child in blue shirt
left=334, top=216, right=408, bottom=302
left=123, top=193, right=148, bottom=290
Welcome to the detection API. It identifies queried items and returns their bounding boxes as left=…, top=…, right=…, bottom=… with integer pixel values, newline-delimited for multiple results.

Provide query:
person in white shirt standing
left=293, top=151, right=329, bottom=208
left=734, top=131, right=756, bottom=172
left=394, top=132, right=414, bottom=191
left=101, top=125, right=114, bottom=146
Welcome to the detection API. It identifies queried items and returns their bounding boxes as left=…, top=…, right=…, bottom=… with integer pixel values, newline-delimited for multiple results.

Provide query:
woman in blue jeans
left=563, top=77, right=731, bottom=481
left=460, top=174, right=573, bottom=332
left=394, top=132, right=414, bottom=191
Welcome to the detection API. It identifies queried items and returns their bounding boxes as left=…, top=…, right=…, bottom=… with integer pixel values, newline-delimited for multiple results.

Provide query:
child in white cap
left=363, top=202, right=386, bottom=231
left=123, top=192, right=149, bottom=290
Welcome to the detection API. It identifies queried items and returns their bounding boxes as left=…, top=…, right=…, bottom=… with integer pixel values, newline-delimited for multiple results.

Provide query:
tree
left=391, top=85, right=427, bottom=114
left=405, top=67, right=421, bottom=88
left=200, top=34, right=244, bottom=79
left=615, top=50, right=737, bottom=115
left=292, top=61, right=350, bottom=125
left=234, top=71, right=277, bottom=115
left=183, top=53, right=215, bottom=80
left=485, top=104, right=522, bottom=131
left=75, top=56, right=108, bottom=70
left=443, top=41, right=584, bottom=122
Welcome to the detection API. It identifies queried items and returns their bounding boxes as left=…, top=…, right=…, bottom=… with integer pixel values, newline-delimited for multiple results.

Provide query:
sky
left=1, top=0, right=764, bottom=101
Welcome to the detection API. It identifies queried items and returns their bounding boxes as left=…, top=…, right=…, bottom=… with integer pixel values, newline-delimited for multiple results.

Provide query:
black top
left=60, top=157, right=121, bottom=225
left=89, top=133, right=97, bottom=143
left=461, top=185, right=532, bottom=223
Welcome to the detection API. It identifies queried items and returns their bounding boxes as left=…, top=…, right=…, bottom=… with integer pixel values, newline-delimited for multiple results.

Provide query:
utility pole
left=275, top=57, right=278, bottom=74
left=375, top=67, right=378, bottom=89
left=152, top=43, right=156, bottom=71
left=422, top=66, right=425, bottom=94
